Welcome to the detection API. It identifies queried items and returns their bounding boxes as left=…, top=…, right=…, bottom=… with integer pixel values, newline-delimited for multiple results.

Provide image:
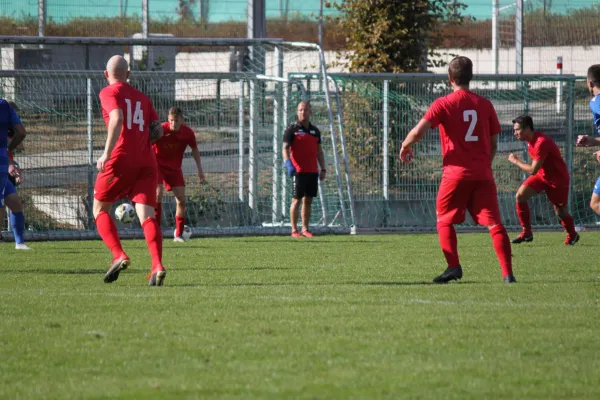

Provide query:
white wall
left=430, top=46, right=600, bottom=75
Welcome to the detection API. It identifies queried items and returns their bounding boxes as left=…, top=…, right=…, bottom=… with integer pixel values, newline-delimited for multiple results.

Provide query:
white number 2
left=463, top=110, right=478, bottom=142
left=124, top=98, right=145, bottom=131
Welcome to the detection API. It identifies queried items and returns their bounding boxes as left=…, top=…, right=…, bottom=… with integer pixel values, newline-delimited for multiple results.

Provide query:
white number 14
left=464, top=110, right=478, bottom=142
left=124, top=98, right=145, bottom=131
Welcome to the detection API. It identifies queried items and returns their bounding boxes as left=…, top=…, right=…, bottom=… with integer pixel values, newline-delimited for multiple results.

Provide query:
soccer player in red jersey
left=153, top=107, right=205, bottom=242
left=282, top=101, right=327, bottom=237
left=508, top=115, right=579, bottom=245
left=399, top=56, right=515, bottom=284
left=94, top=55, right=166, bottom=286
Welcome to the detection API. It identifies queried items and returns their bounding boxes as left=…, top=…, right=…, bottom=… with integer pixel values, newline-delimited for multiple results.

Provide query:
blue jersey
left=0, top=99, right=22, bottom=174
left=589, top=94, right=600, bottom=136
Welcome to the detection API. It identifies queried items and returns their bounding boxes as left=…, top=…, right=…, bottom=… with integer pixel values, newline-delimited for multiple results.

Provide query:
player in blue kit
left=576, top=65, right=600, bottom=216
left=5, top=103, right=31, bottom=250
left=0, top=99, right=26, bottom=240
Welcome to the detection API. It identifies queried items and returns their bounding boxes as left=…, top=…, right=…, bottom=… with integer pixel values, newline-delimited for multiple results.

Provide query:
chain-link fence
left=325, top=73, right=597, bottom=231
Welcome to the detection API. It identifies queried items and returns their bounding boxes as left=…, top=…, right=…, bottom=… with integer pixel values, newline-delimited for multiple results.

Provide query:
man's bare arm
left=7, top=124, right=26, bottom=152
left=191, top=146, right=206, bottom=183
left=282, top=142, right=291, bottom=161
left=508, top=154, right=544, bottom=175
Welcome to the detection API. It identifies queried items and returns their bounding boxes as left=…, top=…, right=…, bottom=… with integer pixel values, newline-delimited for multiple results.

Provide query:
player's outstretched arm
left=508, top=153, right=544, bottom=175
left=400, top=118, right=431, bottom=163
left=576, top=135, right=600, bottom=147
left=97, top=108, right=123, bottom=172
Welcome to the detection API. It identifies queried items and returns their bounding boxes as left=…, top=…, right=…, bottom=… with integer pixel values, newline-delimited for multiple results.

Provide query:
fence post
left=238, top=79, right=245, bottom=202
left=38, top=0, right=46, bottom=45
left=515, top=0, right=523, bottom=75
left=382, top=80, right=389, bottom=201
left=281, top=82, right=289, bottom=217
left=85, top=44, right=95, bottom=229
left=566, top=77, right=575, bottom=207
left=272, top=45, right=283, bottom=224
left=142, top=0, right=149, bottom=38
left=216, top=78, right=222, bottom=129
left=492, top=0, right=499, bottom=90
left=248, top=78, right=258, bottom=223
left=556, top=56, right=563, bottom=114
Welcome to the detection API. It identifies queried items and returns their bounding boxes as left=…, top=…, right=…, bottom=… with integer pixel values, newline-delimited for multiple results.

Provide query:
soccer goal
left=0, top=36, right=355, bottom=240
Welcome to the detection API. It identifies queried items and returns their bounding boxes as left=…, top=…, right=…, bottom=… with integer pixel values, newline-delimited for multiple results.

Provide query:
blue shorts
left=0, top=173, right=7, bottom=208
left=4, top=178, right=16, bottom=197
left=594, top=176, right=600, bottom=196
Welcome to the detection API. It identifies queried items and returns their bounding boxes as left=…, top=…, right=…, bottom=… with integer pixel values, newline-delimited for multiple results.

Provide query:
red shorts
left=523, top=174, right=569, bottom=207
left=436, top=177, right=503, bottom=226
left=94, top=157, right=158, bottom=207
left=157, top=168, right=185, bottom=192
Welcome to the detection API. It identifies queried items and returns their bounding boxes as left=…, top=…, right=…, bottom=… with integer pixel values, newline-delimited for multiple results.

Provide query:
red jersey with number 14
left=99, top=81, right=158, bottom=167
left=153, top=123, right=198, bottom=171
left=424, top=90, right=501, bottom=181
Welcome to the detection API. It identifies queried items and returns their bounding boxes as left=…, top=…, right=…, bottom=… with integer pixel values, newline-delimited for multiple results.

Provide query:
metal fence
left=1, top=35, right=599, bottom=239
left=297, top=72, right=597, bottom=231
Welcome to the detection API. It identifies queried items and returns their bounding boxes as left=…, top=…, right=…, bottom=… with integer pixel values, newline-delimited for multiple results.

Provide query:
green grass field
left=1, top=232, right=599, bottom=399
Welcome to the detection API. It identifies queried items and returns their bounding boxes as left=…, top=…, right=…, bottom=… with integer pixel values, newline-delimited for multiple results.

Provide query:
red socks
left=560, top=214, right=577, bottom=237
left=175, top=216, right=185, bottom=238
left=437, top=222, right=460, bottom=268
left=489, top=224, right=513, bottom=278
left=438, top=221, right=513, bottom=278
left=515, top=201, right=532, bottom=235
left=95, top=211, right=124, bottom=259
left=142, top=218, right=163, bottom=268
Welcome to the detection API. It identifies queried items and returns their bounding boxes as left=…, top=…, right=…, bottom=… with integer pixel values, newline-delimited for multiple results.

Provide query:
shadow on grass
left=236, top=239, right=395, bottom=244
left=198, top=267, right=305, bottom=271
left=164, top=241, right=391, bottom=249
left=3, top=269, right=105, bottom=275
left=161, top=280, right=466, bottom=287
left=55, top=250, right=105, bottom=254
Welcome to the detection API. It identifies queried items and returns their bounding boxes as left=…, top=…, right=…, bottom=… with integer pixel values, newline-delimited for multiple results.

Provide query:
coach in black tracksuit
left=282, top=101, right=327, bottom=238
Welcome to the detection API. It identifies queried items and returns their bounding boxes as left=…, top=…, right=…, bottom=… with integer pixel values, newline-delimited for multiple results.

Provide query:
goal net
left=0, top=36, right=355, bottom=240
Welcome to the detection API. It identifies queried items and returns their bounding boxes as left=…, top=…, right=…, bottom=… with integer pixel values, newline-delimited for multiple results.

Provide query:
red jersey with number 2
left=424, top=90, right=501, bottom=181
left=99, top=81, right=158, bottom=167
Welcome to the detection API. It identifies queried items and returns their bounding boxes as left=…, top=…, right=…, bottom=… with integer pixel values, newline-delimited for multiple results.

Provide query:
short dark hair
left=588, top=65, right=600, bottom=88
left=168, top=107, right=183, bottom=117
left=448, top=56, right=473, bottom=86
left=512, top=115, right=534, bottom=131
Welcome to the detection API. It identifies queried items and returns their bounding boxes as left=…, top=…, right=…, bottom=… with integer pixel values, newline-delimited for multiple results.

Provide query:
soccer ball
left=115, top=203, right=136, bottom=223
left=175, top=225, right=192, bottom=241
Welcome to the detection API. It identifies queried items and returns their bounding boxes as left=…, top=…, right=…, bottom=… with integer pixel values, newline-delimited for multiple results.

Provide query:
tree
left=326, top=0, right=466, bottom=73
left=176, top=0, right=197, bottom=22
